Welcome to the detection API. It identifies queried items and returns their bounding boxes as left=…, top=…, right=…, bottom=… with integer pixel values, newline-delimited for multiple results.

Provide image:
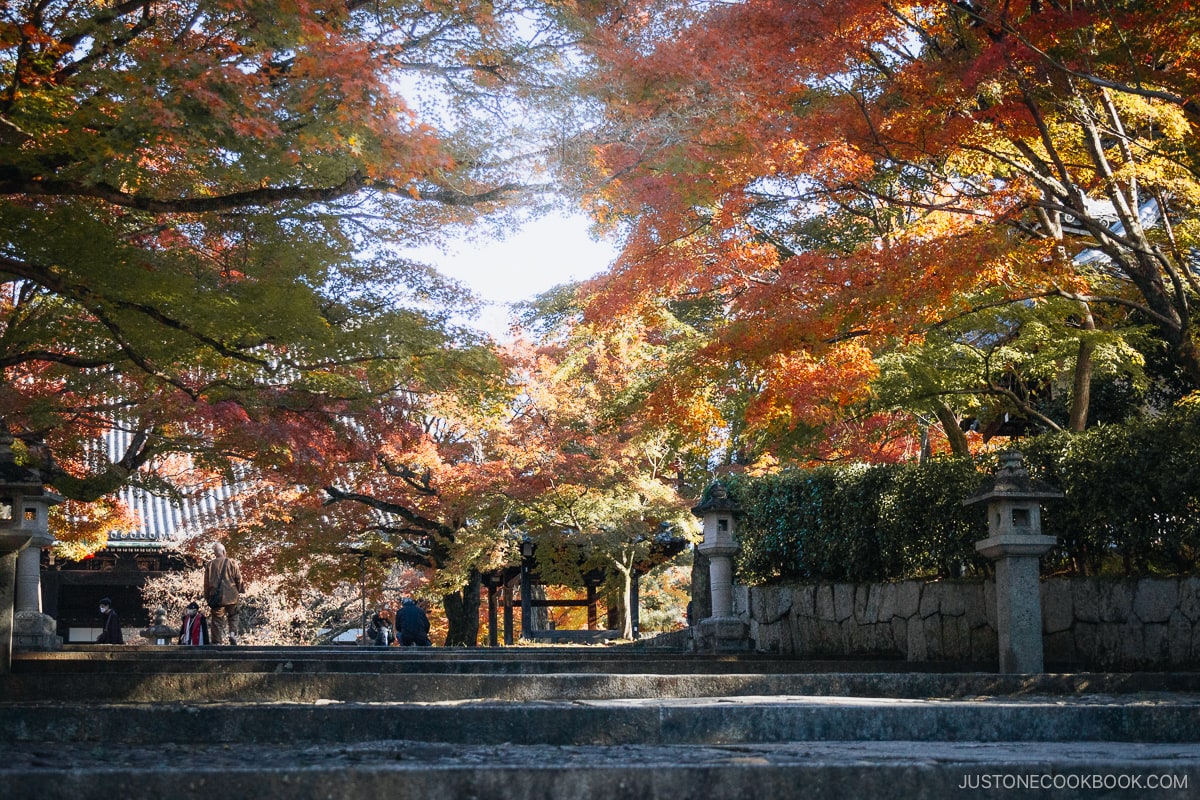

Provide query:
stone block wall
left=1041, top=576, right=1200, bottom=670
left=733, top=576, right=1200, bottom=670
left=732, top=579, right=997, bottom=663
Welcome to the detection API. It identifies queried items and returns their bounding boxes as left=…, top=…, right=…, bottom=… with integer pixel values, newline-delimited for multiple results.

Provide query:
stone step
left=2, top=740, right=1197, bottom=800
left=6, top=647, right=1200, bottom=799
left=11, top=647, right=1200, bottom=703
left=6, top=667, right=1200, bottom=704
left=13, top=645, right=944, bottom=674
left=5, top=695, right=1200, bottom=746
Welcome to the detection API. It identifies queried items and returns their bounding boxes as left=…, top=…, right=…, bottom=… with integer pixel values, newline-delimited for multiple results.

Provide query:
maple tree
left=574, top=0, right=1200, bottom=462
left=0, top=0, right=596, bottom=593
left=507, top=291, right=699, bottom=638
left=225, top=332, right=695, bottom=646
left=315, top=377, right=524, bottom=646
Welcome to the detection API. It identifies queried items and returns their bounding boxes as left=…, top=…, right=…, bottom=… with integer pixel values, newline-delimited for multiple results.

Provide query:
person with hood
left=398, top=597, right=432, bottom=647
left=96, top=597, right=122, bottom=644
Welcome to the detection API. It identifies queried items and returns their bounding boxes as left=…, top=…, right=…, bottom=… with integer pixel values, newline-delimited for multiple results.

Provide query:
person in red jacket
left=178, top=601, right=208, bottom=645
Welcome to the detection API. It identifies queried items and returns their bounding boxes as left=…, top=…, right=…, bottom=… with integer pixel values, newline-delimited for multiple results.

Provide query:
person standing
left=178, top=601, right=208, bottom=645
left=96, top=597, right=123, bottom=644
left=398, top=597, right=432, bottom=647
left=204, top=542, right=245, bottom=645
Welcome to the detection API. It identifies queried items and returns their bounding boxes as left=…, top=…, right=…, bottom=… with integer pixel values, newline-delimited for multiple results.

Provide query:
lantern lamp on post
left=13, top=488, right=64, bottom=652
left=965, top=451, right=1063, bottom=674
left=140, top=607, right=177, bottom=646
left=690, top=481, right=750, bottom=653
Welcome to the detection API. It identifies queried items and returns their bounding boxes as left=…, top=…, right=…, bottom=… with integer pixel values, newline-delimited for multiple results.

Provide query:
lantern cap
left=691, top=481, right=742, bottom=517
left=964, top=451, right=1063, bottom=506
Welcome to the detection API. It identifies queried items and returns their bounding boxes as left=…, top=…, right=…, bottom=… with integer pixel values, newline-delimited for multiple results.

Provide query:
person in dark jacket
left=397, top=598, right=432, bottom=646
left=96, top=597, right=123, bottom=644
left=178, top=601, right=209, bottom=645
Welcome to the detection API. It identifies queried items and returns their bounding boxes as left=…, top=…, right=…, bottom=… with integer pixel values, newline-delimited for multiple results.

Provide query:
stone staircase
left=2, top=645, right=1199, bottom=799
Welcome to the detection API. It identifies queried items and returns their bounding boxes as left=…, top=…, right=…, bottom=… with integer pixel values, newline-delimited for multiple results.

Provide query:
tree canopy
left=0, top=0, right=591, bottom=542
left=574, top=0, right=1200, bottom=462
left=0, top=0, right=630, bottom=642
left=10, top=0, right=1200, bottom=640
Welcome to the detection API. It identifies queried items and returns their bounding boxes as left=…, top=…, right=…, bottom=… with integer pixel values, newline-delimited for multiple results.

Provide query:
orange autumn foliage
left=572, top=0, right=1200, bottom=463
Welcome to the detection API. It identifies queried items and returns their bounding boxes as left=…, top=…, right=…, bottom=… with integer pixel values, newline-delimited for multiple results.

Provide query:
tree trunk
left=620, top=567, right=634, bottom=640
left=1068, top=304, right=1096, bottom=432
left=441, top=568, right=481, bottom=646
left=934, top=401, right=971, bottom=457
left=607, top=559, right=636, bottom=639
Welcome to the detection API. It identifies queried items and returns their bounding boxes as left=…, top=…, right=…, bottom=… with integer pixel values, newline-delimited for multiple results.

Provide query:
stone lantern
left=0, top=432, right=48, bottom=672
left=965, top=451, right=1063, bottom=673
left=140, top=607, right=177, bottom=646
left=691, top=481, right=749, bottom=652
left=13, top=486, right=64, bottom=651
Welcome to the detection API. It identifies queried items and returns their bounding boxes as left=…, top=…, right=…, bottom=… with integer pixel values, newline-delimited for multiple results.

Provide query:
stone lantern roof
left=690, top=481, right=741, bottom=517
left=964, top=451, right=1063, bottom=507
left=0, top=431, right=45, bottom=557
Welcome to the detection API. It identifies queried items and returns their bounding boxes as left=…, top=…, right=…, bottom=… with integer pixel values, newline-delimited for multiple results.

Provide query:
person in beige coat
left=204, top=542, right=246, bottom=645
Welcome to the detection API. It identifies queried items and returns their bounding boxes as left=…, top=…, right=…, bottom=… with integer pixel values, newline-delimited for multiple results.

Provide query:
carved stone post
left=691, top=482, right=749, bottom=652
left=965, top=451, right=1062, bottom=673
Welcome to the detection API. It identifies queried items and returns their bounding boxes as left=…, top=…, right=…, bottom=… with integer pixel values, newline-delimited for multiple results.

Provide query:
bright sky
left=425, top=212, right=618, bottom=338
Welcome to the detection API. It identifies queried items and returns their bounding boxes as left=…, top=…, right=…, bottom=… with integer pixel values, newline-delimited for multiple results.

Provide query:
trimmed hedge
left=729, top=402, right=1200, bottom=584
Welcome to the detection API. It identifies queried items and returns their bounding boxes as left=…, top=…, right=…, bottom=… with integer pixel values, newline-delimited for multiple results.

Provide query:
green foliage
left=730, top=459, right=984, bottom=585
left=1021, top=401, right=1200, bottom=576
left=731, top=400, right=1200, bottom=584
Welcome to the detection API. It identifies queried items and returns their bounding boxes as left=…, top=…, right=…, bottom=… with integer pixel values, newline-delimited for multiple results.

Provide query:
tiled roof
left=101, top=428, right=238, bottom=549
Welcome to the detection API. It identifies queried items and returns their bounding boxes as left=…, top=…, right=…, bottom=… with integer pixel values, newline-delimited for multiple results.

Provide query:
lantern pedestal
left=13, top=609, right=59, bottom=651
left=693, top=615, right=750, bottom=653
left=13, top=494, right=64, bottom=652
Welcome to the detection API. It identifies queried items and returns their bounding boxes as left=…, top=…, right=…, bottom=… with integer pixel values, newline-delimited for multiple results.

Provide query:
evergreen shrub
left=729, top=401, right=1200, bottom=584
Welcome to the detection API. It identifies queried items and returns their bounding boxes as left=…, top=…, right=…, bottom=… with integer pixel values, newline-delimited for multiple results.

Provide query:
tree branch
left=323, top=485, right=455, bottom=538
